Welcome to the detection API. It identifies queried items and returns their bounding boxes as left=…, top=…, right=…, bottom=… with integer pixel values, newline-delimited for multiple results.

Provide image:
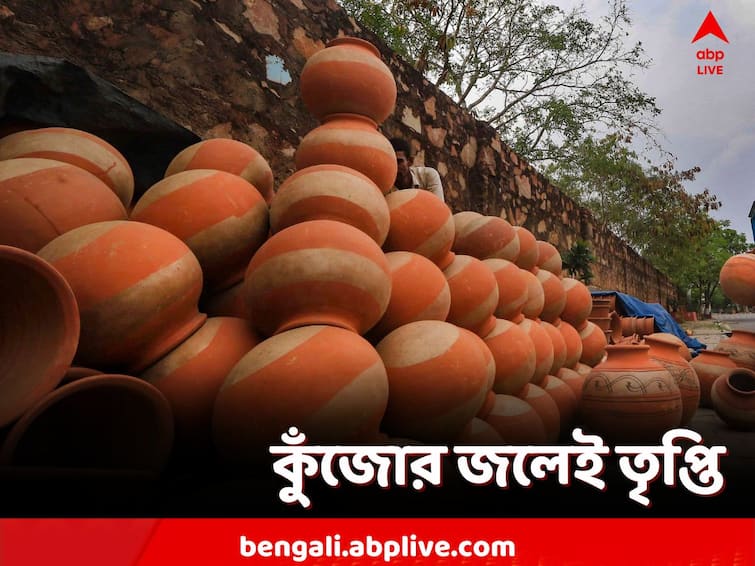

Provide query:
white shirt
left=404, top=166, right=445, bottom=202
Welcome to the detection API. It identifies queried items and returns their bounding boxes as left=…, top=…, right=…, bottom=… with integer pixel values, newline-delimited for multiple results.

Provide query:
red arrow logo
left=692, top=11, right=729, bottom=43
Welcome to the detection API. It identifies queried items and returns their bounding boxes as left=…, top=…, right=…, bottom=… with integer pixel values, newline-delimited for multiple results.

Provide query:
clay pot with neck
left=710, top=368, right=755, bottom=430
left=690, top=350, right=738, bottom=407
left=644, top=335, right=700, bottom=426
left=714, top=330, right=755, bottom=371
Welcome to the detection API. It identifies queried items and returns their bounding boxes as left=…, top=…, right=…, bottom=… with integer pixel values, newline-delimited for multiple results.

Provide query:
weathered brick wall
left=0, top=0, right=679, bottom=306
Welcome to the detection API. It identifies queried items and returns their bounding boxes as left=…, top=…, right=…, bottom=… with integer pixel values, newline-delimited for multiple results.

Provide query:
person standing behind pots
left=390, top=137, right=445, bottom=202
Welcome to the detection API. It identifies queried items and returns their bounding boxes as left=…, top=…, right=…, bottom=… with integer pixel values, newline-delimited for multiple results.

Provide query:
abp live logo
left=692, top=11, right=728, bottom=76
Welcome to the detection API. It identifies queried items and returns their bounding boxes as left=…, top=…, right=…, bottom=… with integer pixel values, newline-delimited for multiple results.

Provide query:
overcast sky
left=551, top=0, right=755, bottom=241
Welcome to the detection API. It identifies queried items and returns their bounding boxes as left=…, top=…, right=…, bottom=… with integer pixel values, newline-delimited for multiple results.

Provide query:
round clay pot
left=164, top=138, right=275, bottom=203
left=646, top=332, right=692, bottom=361
left=452, top=215, right=519, bottom=262
left=383, top=188, right=455, bottom=269
left=518, top=383, right=560, bottom=443
left=376, top=321, right=493, bottom=442
left=299, top=36, right=397, bottom=124
left=557, top=319, right=583, bottom=370
left=574, top=362, right=592, bottom=376
left=456, top=418, right=504, bottom=445
left=710, top=368, right=755, bottom=430
left=512, top=226, right=539, bottom=271
left=560, top=277, right=593, bottom=328
left=483, top=258, right=529, bottom=323
left=485, top=394, right=547, bottom=445
left=537, top=268, right=566, bottom=323
left=61, top=367, right=103, bottom=384
left=542, top=320, right=567, bottom=375
left=443, top=255, right=499, bottom=337
left=453, top=211, right=483, bottom=236
left=295, top=113, right=397, bottom=194
left=518, top=318, right=554, bottom=386
left=0, top=374, right=174, bottom=473
left=581, top=345, right=682, bottom=443
left=520, top=268, right=545, bottom=320
left=556, top=366, right=586, bottom=404
left=368, top=251, right=450, bottom=342
left=536, top=241, right=562, bottom=276
left=719, top=250, right=755, bottom=307
left=579, top=320, right=608, bottom=367
left=714, top=330, right=755, bottom=371
left=0, top=246, right=80, bottom=428
left=213, top=326, right=389, bottom=460
left=37, top=220, right=207, bottom=373
left=483, top=318, right=536, bottom=395
left=476, top=390, right=496, bottom=420
left=542, top=374, right=578, bottom=436
left=0, top=158, right=127, bottom=252
left=644, top=335, right=700, bottom=426
left=141, top=317, right=260, bottom=454
left=270, top=164, right=389, bottom=245
left=243, top=220, right=391, bottom=336
left=0, top=127, right=135, bottom=207
left=200, top=280, right=250, bottom=319
left=690, top=350, right=738, bottom=407
left=130, top=169, right=269, bottom=293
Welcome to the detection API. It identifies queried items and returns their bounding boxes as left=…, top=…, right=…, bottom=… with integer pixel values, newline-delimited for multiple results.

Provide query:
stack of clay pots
left=3, top=35, right=733, bottom=487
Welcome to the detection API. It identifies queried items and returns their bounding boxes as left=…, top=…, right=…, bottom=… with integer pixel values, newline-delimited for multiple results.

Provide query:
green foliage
left=561, top=240, right=595, bottom=285
left=338, top=0, right=659, bottom=163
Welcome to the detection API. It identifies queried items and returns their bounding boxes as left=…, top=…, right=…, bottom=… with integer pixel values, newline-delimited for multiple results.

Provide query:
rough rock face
left=0, top=0, right=678, bottom=305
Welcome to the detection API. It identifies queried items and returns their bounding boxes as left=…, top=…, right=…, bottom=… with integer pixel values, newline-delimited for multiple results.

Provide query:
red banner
left=1, top=518, right=752, bottom=566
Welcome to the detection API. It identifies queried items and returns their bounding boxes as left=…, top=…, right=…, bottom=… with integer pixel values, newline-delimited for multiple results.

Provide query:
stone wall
left=0, top=0, right=679, bottom=306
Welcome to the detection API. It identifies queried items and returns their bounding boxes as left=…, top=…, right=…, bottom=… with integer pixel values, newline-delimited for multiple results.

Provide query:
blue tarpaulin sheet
left=591, top=291, right=706, bottom=356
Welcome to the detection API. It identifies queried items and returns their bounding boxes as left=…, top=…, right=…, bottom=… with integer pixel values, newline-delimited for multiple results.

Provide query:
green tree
left=547, top=133, right=721, bottom=280
left=562, top=240, right=595, bottom=285
left=339, top=0, right=659, bottom=162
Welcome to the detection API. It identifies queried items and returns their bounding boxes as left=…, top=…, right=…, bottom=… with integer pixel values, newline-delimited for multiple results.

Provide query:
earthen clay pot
left=710, top=368, right=755, bottom=430
left=483, top=258, right=529, bottom=323
left=581, top=345, right=682, bottom=443
left=518, top=318, right=554, bottom=386
left=270, top=164, right=389, bottom=245
left=61, top=367, right=103, bottom=384
left=0, top=375, right=174, bottom=473
left=542, top=320, right=567, bottom=375
left=537, top=268, right=566, bottom=323
left=0, top=158, right=127, bottom=252
left=589, top=316, right=612, bottom=332
left=295, top=113, right=397, bottom=194
left=376, top=321, right=493, bottom=442
left=453, top=211, right=483, bottom=236
left=452, top=215, right=520, bottom=262
left=557, top=319, right=583, bottom=370
left=244, top=220, right=391, bottom=336
left=646, top=332, right=692, bottom=361
left=556, top=366, right=586, bottom=403
left=520, top=268, right=545, bottom=320
left=37, top=221, right=206, bottom=373
left=644, top=335, right=700, bottom=426
left=536, top=241, right=562, bottom=276
left=719, top=250, right=755, bottom=307
left=512, top=226, right=539, bottom=271
left=0, top=127, right=134, bottom=207
left=690, top=350, right=738, bottom=407
left=383, top=189, right=455, bottom=269
left=368, top=251, right=450, bottom=341
left=476, top=390, right=496, bottom=420
left=299, top=36, right=397, bottom=124
left=0, top=246, right=80, bottom=428
left=542, top=374, right=578, bottom=435
left=518, top=383, right=560, bottom=443
left=164, top=138, right=275, bottom=203
left=560, top=277, right=593, bottom=328
left=443, top=255, right=499, bottom=337
left=483, top=318, right=536, bottom=395
left=714, top=330, right=755, bottom=371
left=130, top=169, right=269, bottom=293
left=579, top=320, right=608, bottom=367
left=200, top=280, right=250, bottom=319
left=485, top=394, right=547, bottom=445
left=213, top=326, right=389, bottom=460
left=456, top=418, right=504, bottom=445
left=590, top=304, right=611, bottom=318
left=141, top=317, right=261, bottom=454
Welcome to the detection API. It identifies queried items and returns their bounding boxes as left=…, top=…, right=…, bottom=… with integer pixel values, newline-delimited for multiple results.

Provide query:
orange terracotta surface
left=710, top=369, right=755, bottom=430
left=443, top=255, right=499, bottom=337
left=483, top=258, right=528, bottom=323
left=452, top=215, right=519, bottom=262
left=579, top=320, right=608, bottom=367
left=645, top=335, right=700, bottom=426
left=518, top=318, right=554, bottom=386
left=714, top=329, right=755, bottom=371
left=518, top=382, right=561, bottom=443
left=512, top=226, right=538, bottom=271
left=537, top=268, right=567, bottom=323
left=719, top=251, right=755, bottom=307
left=456, top=418, right=504, bottom=444
left=542, top=320, right=567, bottom=375
left=557, top=319, right=583, bottom=370
left=536, top=241, right=562, bottom=276
left=560, top=278, right=593, bottom=328
left=483, top=318, right=536, bottom=395
left=485, top=394, right=547, bottom=445
left=690, top=350, right=738, bottom=407
left=520, top=268, right=545, bottom=320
